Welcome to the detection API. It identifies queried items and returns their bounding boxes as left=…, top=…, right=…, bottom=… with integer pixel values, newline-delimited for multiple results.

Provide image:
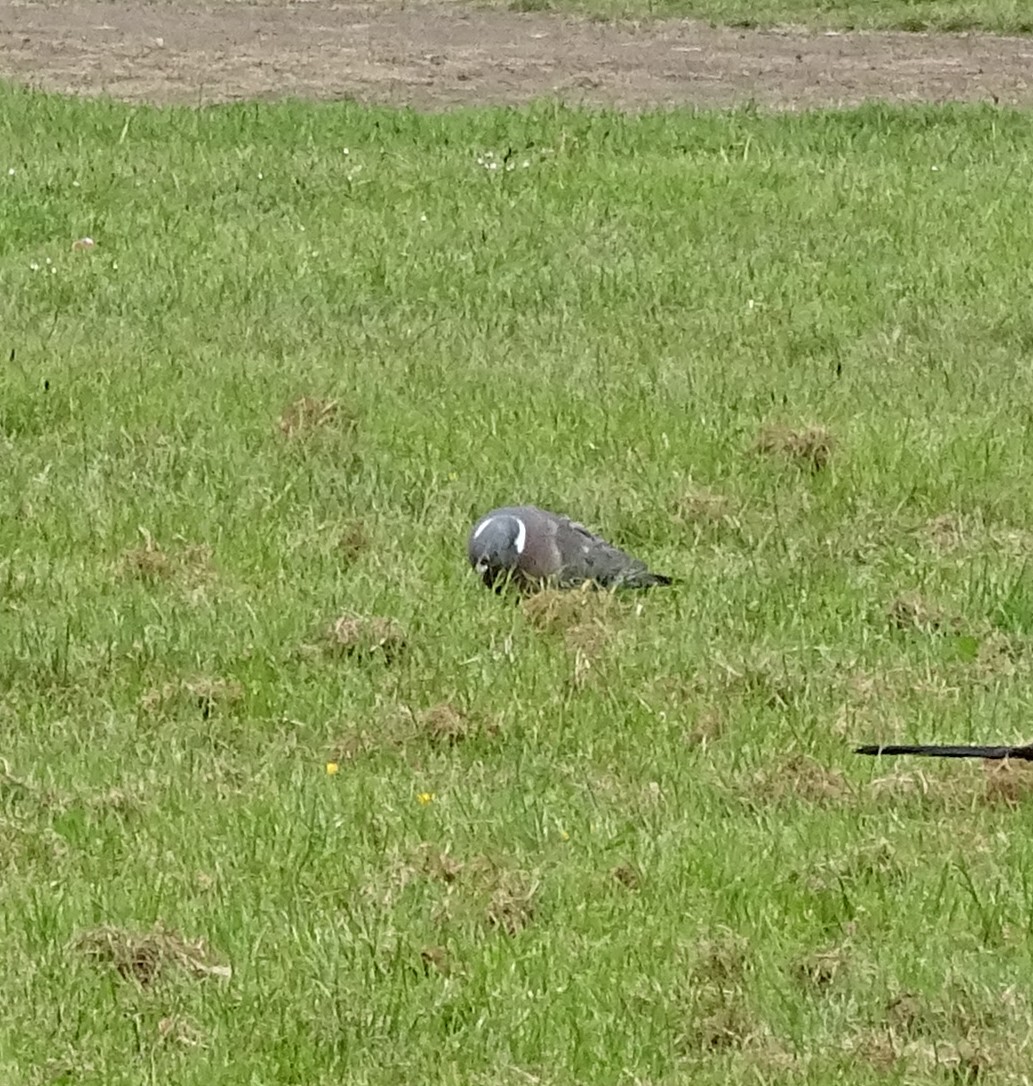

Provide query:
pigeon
left=467, top=505, right=673, bottom=593
left=855, top=743, right=1033, bottom=762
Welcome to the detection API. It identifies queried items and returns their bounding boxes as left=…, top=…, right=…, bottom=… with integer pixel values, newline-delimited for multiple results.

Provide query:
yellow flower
left=560, top=830, right=570, bottom=841
left=326, top=762, right=339, bottom=775
left=417, top=792, right=435, bottom=805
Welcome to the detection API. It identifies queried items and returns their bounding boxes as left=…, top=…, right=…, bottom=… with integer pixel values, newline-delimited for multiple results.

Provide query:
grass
left=502, top=0, right=1033, bottom=34
left=3, top=85, right=1033, bottom=1082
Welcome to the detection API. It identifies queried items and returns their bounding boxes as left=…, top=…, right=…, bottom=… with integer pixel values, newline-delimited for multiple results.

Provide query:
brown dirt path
left=0, top=0, right=1031, bottom=110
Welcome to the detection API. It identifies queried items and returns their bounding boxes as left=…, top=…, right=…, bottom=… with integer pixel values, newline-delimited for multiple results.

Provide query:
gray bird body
left=467, top=505, right=673, bottom=592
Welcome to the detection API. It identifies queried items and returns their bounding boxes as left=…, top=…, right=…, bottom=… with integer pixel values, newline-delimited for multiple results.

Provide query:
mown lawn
left=3, top=87, right=1033, bottom=1083
left=502, top=0, right=1032, bottom=33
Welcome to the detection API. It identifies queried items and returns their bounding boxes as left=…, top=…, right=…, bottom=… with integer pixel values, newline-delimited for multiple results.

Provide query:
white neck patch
left=513, top=518, right=527, bottom=555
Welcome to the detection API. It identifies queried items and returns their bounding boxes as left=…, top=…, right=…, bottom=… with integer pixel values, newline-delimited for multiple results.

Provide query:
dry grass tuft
left=157, top=1015, right=206, bottom=1048
left=118, top=529, right=214, bottom=585
left=792, top=945, right=849, bottom=991
left=140, top=676, right=245, bottom=717
left=887, top=592, right=965, bottom=634
left=322, top=615, right=407, bottom=664
left=611, top=862, right=641, bottom=890
left=337, top=520, right=370, bottom=563
left=671, top=484, right=735, bottom=525
left=747, top=755, right=851, bottom=807
left=277, top=396, right=350, bottom=439
left=411, top=702, right=483, bottom=746
left=419, top=945, right=452, bottom=976
left=415, top=844, right=465, bottom=884
left=754, top=423, right=834, bottom=471
left=73, top=922, right=231, bottom=986
left=924, top=513, right=967, bottom=552
left=486, top=875, right=538, bottom=936
left=521, top=585, right=615, bottom=634
left=981, top=757, right=1033, bottom=808
left=684, top=708, right=725, bottom=749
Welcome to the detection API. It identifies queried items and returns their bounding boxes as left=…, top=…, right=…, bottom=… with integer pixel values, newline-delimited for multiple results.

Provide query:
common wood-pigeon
left=467, top=505, right=673, bottom=593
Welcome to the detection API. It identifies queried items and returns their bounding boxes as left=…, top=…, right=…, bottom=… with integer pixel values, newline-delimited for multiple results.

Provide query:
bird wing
left=553, top=516, right=652, bottom=587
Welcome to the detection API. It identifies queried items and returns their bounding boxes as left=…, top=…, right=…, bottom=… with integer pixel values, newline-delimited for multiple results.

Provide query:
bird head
left=469, top=514, right=527, bottom=586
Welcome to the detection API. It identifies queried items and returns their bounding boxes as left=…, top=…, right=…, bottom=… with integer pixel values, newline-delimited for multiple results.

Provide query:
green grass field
left=503, top=0, right=1033, bottom=33
left=4, top=85, right=1033, bottom=1083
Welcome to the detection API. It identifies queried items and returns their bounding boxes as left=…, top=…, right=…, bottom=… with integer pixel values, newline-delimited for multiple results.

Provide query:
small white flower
left=419, top=213, right=428, bottom=223
left=7, top=168, right=14, bottom=176
left=45, top=257, right=52, bottom=265
left=257, top=172, right=264, bottom=180
left=521, top=160, right=530, bottom=168
left=29, top=261, right=39, bottom=271
left=931, top=165, right=940, bottom=172
left=343, top=147, right=350, bottom=156
left=72, top=181, right=80, bottom=188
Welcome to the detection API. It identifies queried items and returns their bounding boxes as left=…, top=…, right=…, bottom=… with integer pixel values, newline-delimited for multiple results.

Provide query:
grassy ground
left=503, top=0, right=1033, bottom=33
left=3, top=86, right=1033, bottom=1083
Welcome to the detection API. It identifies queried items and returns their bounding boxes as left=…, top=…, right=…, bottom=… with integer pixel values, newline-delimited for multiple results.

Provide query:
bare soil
left=0, top=0, right=1031, bottom=110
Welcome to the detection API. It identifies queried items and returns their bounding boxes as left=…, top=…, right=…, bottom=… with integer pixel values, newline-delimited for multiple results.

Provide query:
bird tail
left=855, top=743, right=1033, bottom=761
left=628, top=572, right=674, bottom=588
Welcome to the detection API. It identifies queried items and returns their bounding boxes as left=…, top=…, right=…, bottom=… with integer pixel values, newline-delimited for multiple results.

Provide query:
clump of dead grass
left=329, top=701, right=499, bottom=765
left=485, top=875, right=538, bottom=936
left=322, top=615, right=407, bottom=664
left=118, top=529, right=214, bottom=586
left=521, top=585, right=615, bottom=634
left=887, top=591, right=966, bottom=634
left=277, top=396, right=352, bottom=440
left=981, top=757, right=1033, bottom=808
left=753, top=424, right=834, bottom=471
left=610, top=862, right=641, bottom=890
left=157, top=1015, right=206, bottom=1049
left=140, top=676, right=245, bottom=717
left=73, top=922, right=231, bottom=986
left=792, top=945, right=849, bottom=991
left=673, top=931, right=766, bottom=1055
left=746, top=755, right=851, bottom=808
left=419, top=945, right=452, bottom=977
left=671, top=484, right=736, bottom=525
left=924, top=513, right=967, bottom=552
left=337, top=520, right=370, bottom=563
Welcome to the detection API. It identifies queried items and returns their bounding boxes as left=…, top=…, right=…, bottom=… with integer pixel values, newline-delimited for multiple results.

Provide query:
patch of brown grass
left=329, top=702, right=498, bottom=765
left=118, top=529, right=214, bottom=586
left=704, top=654, right=808, bottom=712
left=520, top=585, right=614, bottom=634
left=322, top=615, right=407, bottom=664
left=277, top=396, right=350, bottom=439
left=611, top=862, right=641, bottom=890
left=140, top=676, right=245, bottom=717
left=486, top=875, right=538, bottom=936
left=887, top=592, right=965, bottom=634
left=419, top=945, right=452, bottom=977
left=792, top=945, right=849, bottom=991
left=671, top=484, right=735, bottom=525
left=73, top=922, right=231, bottom=986
left=337, top=520, right=370, bottom=563
left=684, top=708, right=725, bottom=749
left=981, top=757, right=1033, bottom=808
left=157, top=1015, right=206, bottom=1049
left=746, top=755, right=851, bottom=807
left=410, top=702, right=491, bottom=746
left=924, top=513, right=966, bottom=552
left=754, top=424, right=834, bottom=471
